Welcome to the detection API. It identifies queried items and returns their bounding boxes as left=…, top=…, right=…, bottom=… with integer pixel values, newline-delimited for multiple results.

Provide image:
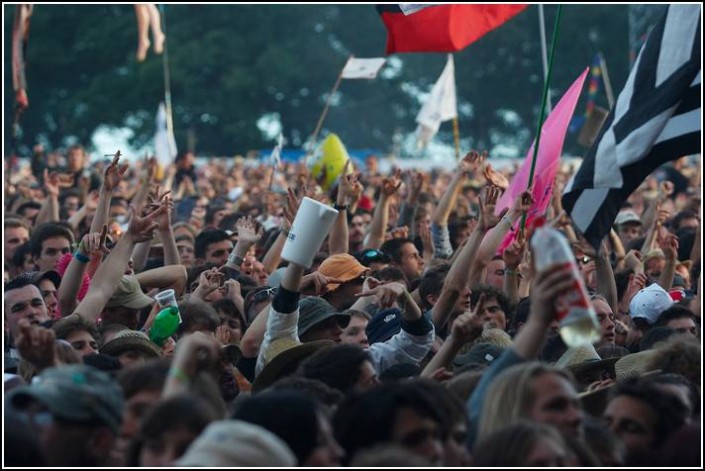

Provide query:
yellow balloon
left=311, top=133, right=351, bottom=190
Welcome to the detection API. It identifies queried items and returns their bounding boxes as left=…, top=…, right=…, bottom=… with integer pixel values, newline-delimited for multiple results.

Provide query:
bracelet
left=502, top=215, right=514, bottom=230
left=168, top=366, right=190, bottom=384
left=73, top=250, right=90, bottom=264
left=333, top=203, right=348, bottom=211
left=505, top=268, right=523, bottom=279
left=228, top=253, right=244, bottom=266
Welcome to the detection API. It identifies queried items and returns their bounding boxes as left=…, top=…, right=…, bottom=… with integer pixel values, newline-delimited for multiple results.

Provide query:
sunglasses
left=252, top=287, right=276, bottom=304
left=576, top=255, right=593, bottom=265
left=361, top=249, right=390, bottom=264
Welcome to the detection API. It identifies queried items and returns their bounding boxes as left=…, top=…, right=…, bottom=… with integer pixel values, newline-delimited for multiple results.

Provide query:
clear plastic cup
left=154, top=289, right=178, bottom=309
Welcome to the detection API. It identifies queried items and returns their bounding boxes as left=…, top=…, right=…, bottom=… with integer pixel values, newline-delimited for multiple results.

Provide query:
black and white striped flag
left=562, top=4, right=701, bottom=249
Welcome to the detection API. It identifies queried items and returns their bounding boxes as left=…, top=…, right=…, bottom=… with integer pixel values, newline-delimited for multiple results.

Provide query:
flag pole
left=159, top=4, right=175, bottom=164
left=522, top=4, right=562, bottom=232
left=305, top=55, right=352, bottom=166
left=597, top=52, right=615, bottom=108
left=452, top=117, right=461, bottom=160
left=451, top=54, right=460, bottom=160
left=538, top=4, right=553, bottom=113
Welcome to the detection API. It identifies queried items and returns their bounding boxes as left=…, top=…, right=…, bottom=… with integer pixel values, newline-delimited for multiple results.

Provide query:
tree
left=4, top=4, right=641, bottom=158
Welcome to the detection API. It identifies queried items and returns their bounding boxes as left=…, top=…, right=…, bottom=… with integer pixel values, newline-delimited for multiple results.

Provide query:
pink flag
left=495, top=68, right=589, bottom=253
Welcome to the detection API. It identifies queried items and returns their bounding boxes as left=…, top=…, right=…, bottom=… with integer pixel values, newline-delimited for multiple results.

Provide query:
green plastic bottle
left=149, top=306, right=181, bottom=346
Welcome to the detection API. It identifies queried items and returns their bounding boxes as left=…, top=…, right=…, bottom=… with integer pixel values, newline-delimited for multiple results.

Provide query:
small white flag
left=399, top=4, right=435, bottom=15
left=270, top=132, right=284, bottom=168
left=415, top=54, right=457, bottom=149
left=155, top=102, right=177, bottom=167
left=341, top=57, right=387, bottom=79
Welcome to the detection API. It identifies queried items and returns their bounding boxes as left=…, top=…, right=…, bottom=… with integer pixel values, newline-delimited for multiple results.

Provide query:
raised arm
left=91, top=152, right=127, bottom=234
left=398, top=171, right=425, bottom=230
left=433, top=151, right=484, bottom=226
left=431, top=185, right=500, bottom=331
left=69, top=204, right=164, bottom=325
left=421, top=294, right=485, bottom=378
left=135, top=264, right=188, bottom=297
left=575, top=237, right=618, bottom=313
left=328, top=161, right=356, bottom=255
left=469, top=190, right=533, bottom=287
left=35, top=170, right=72, bottom=225
left=223, top=216, right=263, bottom=280
left=656, top=231, right=679, bottom=291
left=58, top=227, right=110, bottom=316
left=365, top=169, right=401, bottom=249
left=502, top=232, right=527, bottom=306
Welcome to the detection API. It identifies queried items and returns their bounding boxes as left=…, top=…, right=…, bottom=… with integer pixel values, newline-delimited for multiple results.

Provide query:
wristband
left=333, top=203, right=348, bottom=211
left=228, top=253, right=244, bottom=266
left=73, top=250, right=90, bottom=264
left=504, top=268, right=523, bottom=279
left=502, top=215, right=514, bottom=231
left=168, top=366, right=190, bottom=384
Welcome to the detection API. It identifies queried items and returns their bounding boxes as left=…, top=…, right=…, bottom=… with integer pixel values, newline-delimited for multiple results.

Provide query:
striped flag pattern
left=562, top=4, right=701, bottom=249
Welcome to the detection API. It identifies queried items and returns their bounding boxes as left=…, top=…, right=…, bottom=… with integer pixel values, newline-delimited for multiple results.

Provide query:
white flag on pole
left=415, top=54, right=457, bottom=149
left=270, top=132, right=284, bottom=168
left=155, top=102, right=177, bottom=166
left=341, top=57, right=387, bottom=79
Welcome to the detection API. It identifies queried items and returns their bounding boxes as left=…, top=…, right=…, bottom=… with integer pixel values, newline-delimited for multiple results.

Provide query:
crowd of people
left=3, top=143, right=701, bottom=467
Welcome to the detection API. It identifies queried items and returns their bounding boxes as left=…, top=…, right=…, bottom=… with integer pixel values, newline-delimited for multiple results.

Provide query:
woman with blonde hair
left=472, top=421, right=576, bottom=467
left=477, top=361, right=583, bottom=444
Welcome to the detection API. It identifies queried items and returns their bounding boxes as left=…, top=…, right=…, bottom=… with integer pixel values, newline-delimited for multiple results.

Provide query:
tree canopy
left=5, top=4, right=650, bottom=158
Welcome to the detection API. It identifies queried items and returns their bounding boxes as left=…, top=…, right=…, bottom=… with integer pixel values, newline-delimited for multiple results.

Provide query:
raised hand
left=528, top=262, right=576, bottom=325
left=103, top=151, right=129, bottom=192
left=625, top=272, right=648, bottom=304
left=478, top=184, right=506, bottom=230
left=511, top=190, right=534, bottom=216
left=389, top=225, right=409, bottom=240
left=657, top=231, right=679, bottom=262
left=84, top=190, right=100, bottom=213
left=407, top=171, right=426, bottom=203
left=43, top=169, right=74, bottom=198
left=459, top=149, right=486, bottom=175
left=15, top=320, right=57, bottom=370
left=337, top=160, right=357, bottom=205
left=221, top=279, right=243, bottom=302
left=419, top=223, right=433, bottom=253
left=572, top=236, right=598, bottom=258
left=450, top=293, right=486, bottom=344
left=147, top=186, right=174, bottom=231
left=236, top=216, right=263, bottom=246
left=503, top=233, right=526, bottom=269
left=355, top=281, right=406, bottom=309
left=127, top=203, right=163, bottom=242
left=172, top=331, right=221, bottom=377
left=215, top=324, right=231, bottom=345
left=78, top=225, right=111, bottom=257
left=301, top=271, right=345, bottom=296
left=381, top=169, right=402, bottom=198
left=197, top=267, right=224, bottom=295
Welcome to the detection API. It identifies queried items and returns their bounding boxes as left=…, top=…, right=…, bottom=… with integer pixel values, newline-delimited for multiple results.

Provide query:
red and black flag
left=377, top=4, right=528, bottom=54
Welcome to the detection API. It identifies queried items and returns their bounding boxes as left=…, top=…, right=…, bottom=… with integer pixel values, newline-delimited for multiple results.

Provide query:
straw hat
left=614, top=349, right=660, bottom=381
left=99, top=330, right=162, bottom=359
left=555, top=344, right=618, bottom=381
left=251, top=340, right=334, bottom=393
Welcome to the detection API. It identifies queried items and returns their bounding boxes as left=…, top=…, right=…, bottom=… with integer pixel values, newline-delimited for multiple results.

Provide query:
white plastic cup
left=281, top=197, right=339, bottom=268
left=154, top=289, right=178, bottom=309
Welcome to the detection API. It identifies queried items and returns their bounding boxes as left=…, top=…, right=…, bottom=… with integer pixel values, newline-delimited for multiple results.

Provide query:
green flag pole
left=522, top=4, right=563, bottom=232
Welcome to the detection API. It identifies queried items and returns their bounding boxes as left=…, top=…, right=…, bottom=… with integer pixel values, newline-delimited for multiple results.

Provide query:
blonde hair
left=480, top=328, right=513, bottom=347
left=477, top=361, right=576, bottom=444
